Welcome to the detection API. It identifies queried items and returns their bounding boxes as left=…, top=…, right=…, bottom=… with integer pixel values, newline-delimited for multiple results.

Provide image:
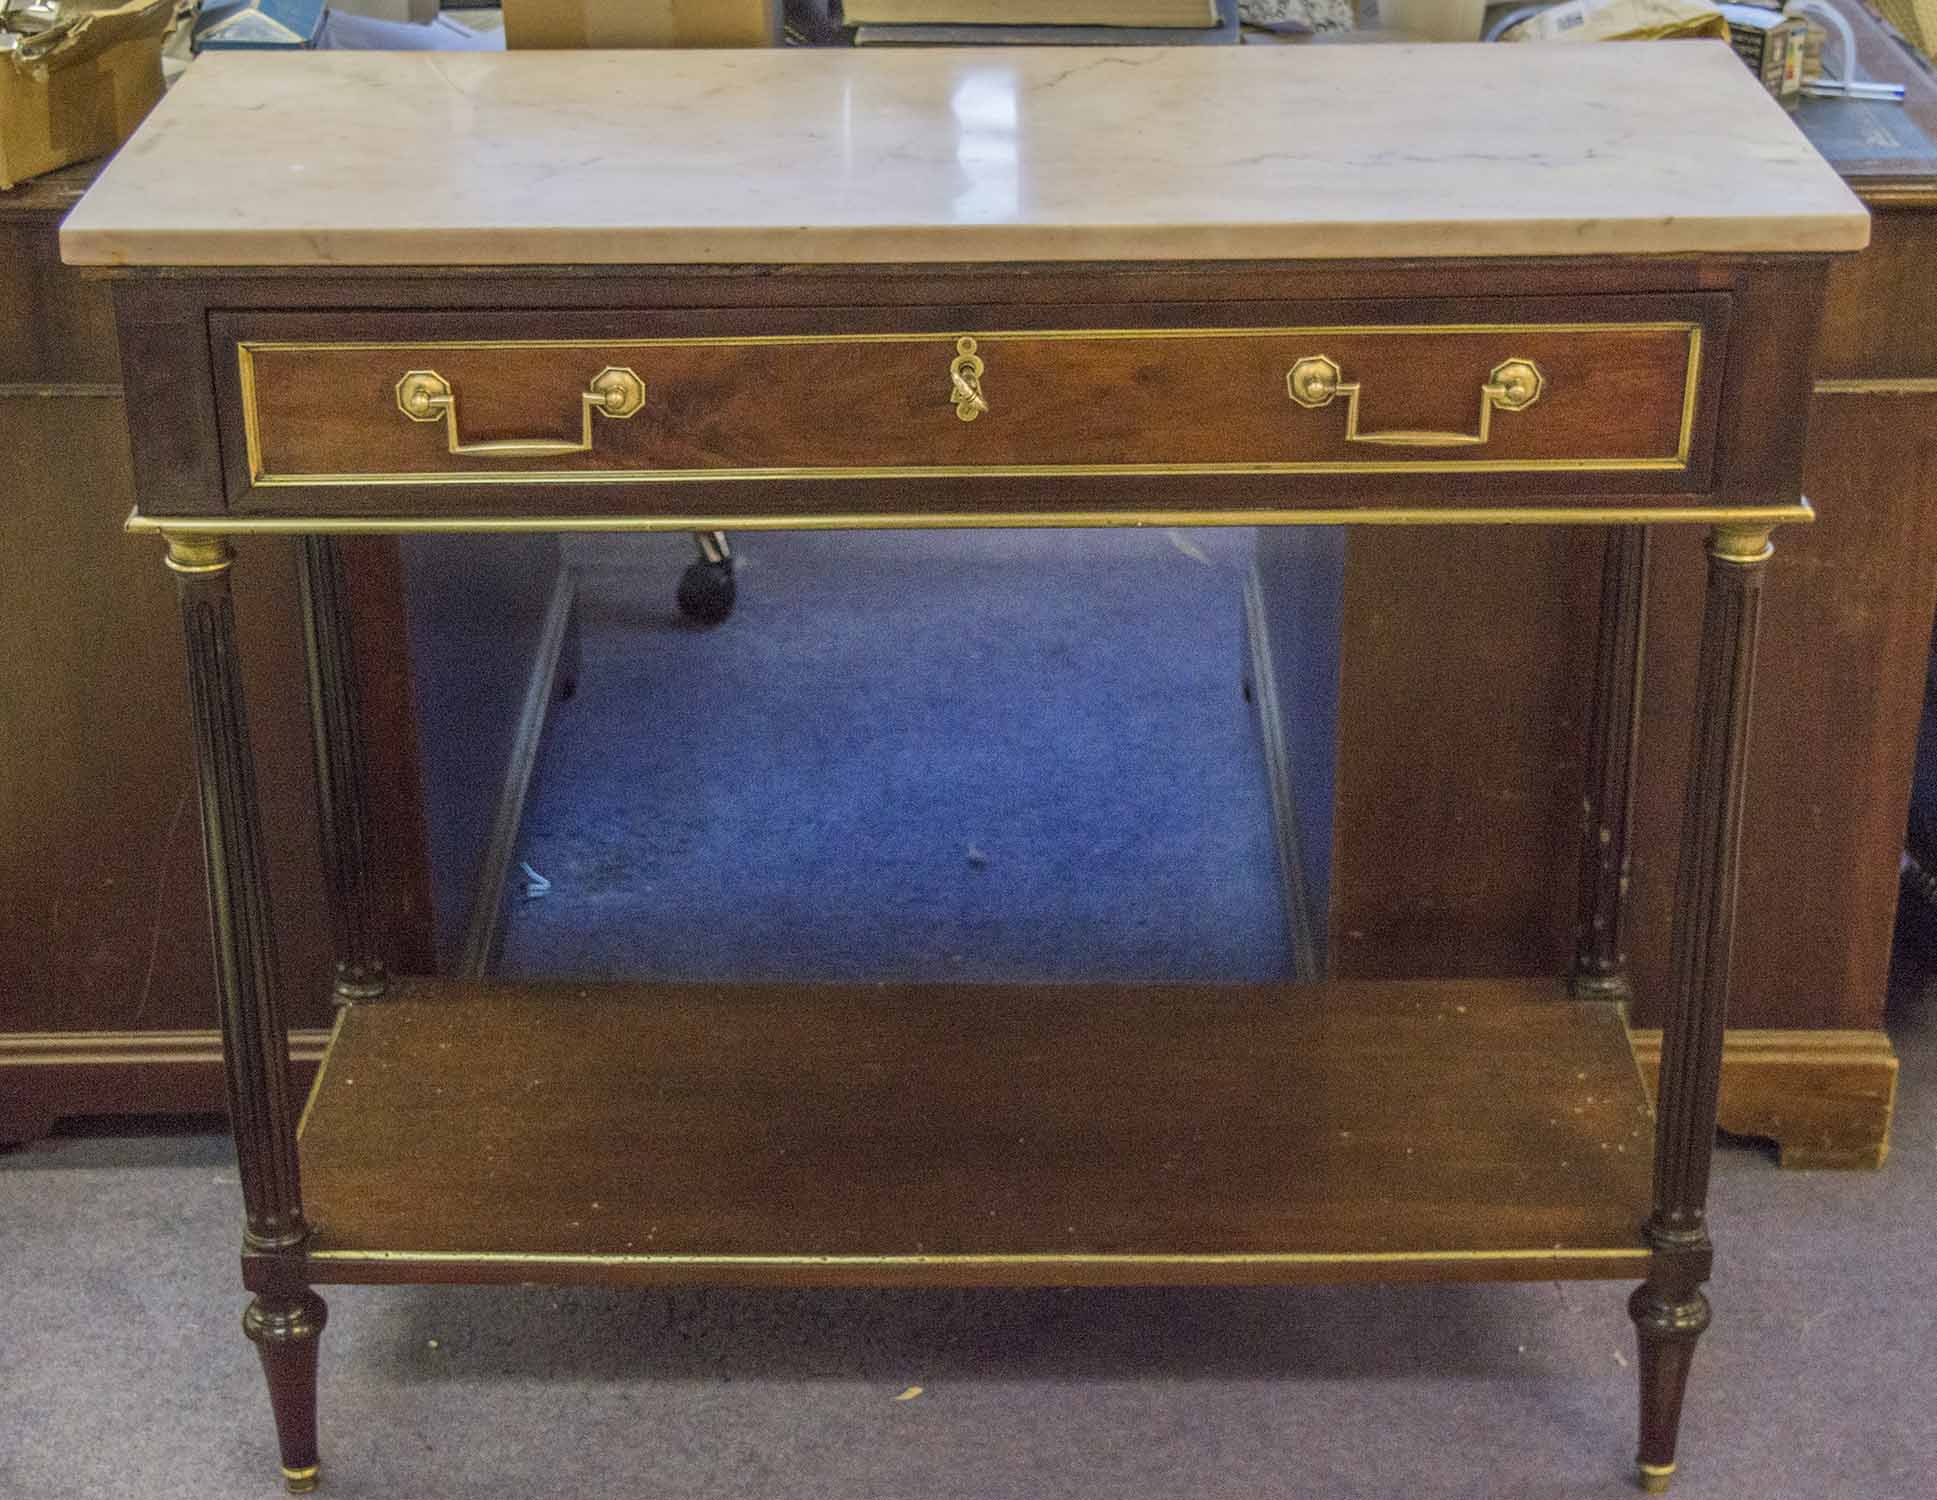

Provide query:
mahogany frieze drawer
left=212, top=303, right=1727, bottom=513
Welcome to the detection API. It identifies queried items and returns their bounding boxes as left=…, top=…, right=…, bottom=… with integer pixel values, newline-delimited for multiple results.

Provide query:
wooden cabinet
left=1252, top=3, right=1931, bottom=1168
left=0, top=165, right=575, bottom=1143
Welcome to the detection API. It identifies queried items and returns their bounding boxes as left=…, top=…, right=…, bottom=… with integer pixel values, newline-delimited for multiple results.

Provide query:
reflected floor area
left=499, top=527, right=1290, bottom=984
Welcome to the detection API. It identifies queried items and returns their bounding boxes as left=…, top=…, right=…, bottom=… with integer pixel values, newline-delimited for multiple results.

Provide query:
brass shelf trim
left=127, top=501, right=1815, bottom=537
left=304, top=1246, right=1650, bottom=1270
left=1814, top=376, right=1937, bottom=396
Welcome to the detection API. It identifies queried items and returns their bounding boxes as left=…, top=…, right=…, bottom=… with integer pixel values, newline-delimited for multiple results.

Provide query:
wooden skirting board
left=1629, top=1029, right=1900, bottom=1170
left=0, top=1030, right=332, bottom=1147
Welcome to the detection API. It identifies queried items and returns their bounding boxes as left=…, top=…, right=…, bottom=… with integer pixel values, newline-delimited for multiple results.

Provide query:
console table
left=61, top=41, right=1867, bottom=1495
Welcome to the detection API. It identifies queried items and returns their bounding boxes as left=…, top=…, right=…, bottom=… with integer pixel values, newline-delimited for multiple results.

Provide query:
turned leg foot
left=1628, top=1283, right=1711, bottom=1493
left=244, top=1290, right=328, bottom=1492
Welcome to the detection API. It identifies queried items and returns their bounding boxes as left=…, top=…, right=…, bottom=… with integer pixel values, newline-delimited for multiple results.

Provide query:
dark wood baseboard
left=0, top=1029, right=333, bottom=1147
left=1630, top=1028, right=1900, bottom=1170
left=457, top=564, right=578, bottom=978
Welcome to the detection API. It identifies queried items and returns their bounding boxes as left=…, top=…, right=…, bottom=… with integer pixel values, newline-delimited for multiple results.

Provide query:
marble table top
left=60, top=42, right=1868, bottom=267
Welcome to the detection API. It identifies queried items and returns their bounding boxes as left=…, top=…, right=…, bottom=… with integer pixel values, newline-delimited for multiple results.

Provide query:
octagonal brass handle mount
left=1286, top=356, right=1545, bottom=447
left=396, top=366, right=645, bottom=457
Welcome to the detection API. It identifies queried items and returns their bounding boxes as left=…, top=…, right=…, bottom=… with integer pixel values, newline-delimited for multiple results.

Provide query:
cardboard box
left=1, top=1, right=173, bottom=191
left=502, top=0, right=782, bottom=49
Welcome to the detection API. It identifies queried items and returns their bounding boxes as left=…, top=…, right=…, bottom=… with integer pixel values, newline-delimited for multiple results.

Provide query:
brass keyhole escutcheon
left=949, top=336, right=989, bottom=422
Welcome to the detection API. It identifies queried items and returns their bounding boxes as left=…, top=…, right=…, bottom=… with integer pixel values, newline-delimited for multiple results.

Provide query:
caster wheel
left=677, top=559, right=736, bottom=624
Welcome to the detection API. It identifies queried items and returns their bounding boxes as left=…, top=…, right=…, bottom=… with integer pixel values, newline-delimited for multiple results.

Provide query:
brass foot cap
left=1637, top=1461, right=1675, bottom=1494
left=283, top=1463, right=321, bottom=1494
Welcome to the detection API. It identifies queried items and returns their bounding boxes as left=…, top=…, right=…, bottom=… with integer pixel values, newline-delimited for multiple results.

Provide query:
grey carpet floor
left=2, top=988, right=1931, bottom=1500
left=5, top=530, right=1933, bottom=1498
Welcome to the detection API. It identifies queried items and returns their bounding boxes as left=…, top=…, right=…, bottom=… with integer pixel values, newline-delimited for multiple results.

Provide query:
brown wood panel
left=1323, top=393, right=1937, bottom=1040
left=1629, top=391, right=1937, bottom=1030
left=0, top=396, right=332, bottom=1037
left=234, top=317, right=1704, bottom=481
left=0, top=229, right=119, bottom=385
left=1817, top=210, right=1937, bottom=379
left=297, top=976, right=1653, bottom=1286
left=0, top=164, right=115, bottom=385
left=1, top=175, right=445, bottom=1142
left=1325, top=526, right=1603, bottom=979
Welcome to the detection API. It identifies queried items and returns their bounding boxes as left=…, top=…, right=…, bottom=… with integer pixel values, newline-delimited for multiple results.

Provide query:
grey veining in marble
left=61, top=42, right=1868, bottom=266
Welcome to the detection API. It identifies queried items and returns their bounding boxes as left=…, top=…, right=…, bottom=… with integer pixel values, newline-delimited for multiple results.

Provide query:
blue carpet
left=499, top=527, right=1290, bottom=983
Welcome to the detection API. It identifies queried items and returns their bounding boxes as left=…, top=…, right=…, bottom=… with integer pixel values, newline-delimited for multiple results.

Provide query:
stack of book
left=835, top=0, right=1239, bottom=45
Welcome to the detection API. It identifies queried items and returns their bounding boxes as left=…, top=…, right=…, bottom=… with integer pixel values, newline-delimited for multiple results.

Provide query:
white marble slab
left=60, top=42, right=1867, bottom=267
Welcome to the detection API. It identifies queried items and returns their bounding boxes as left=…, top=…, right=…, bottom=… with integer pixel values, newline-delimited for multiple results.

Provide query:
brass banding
left=162, top=531, right=235, bottom=575
left=236, top=321, right=1705, bottom=487
left=304, top=1245, right=1647, bottom=1270
left=1709, top=523, right=1776, bottom=565
left=128, top=502, right=1815, bottom=537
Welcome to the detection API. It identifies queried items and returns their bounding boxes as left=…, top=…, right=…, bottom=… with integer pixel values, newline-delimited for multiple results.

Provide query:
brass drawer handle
left=395, top=366, right=644, bottom=457
left=1286, top=356, right=1544, bottom=447
left=949, top=337, right=989, bottom=422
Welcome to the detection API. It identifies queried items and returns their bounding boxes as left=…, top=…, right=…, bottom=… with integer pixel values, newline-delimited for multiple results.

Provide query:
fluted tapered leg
left=1629, top=522, right=1772, bottom=1492
left=296, top=536, right=387, bottom=1003
left=168, top=533, right=324, bottom=1490
left=1574, top=525, right=1650, bottom=1001
left=245, top=1291, right=329, bottom=1493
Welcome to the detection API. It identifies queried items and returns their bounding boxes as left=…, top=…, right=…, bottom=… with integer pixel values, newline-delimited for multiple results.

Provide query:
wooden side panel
left=0, top=224, right=118, bottom=384
left=1324, top=392, right=1937, bottom=1040
left=0, top=205, right=436, bottom=1140
left=0, top=395, right=336, bottom=1038
left=398, top=534, right=570, bottom=968
left=1326, top=526, right=1602, bottom=979
left=1630, top=391, right=1937, bottom=1030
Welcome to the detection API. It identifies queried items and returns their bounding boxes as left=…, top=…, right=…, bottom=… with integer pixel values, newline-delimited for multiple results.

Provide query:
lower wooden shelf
left=296, top=976, right=1655, bottom=1288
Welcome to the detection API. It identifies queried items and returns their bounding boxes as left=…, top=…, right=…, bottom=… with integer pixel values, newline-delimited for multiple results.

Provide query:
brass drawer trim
left=236, top=322, right=1705, bottom=488
left=128, top=501, right=1816, bottom=537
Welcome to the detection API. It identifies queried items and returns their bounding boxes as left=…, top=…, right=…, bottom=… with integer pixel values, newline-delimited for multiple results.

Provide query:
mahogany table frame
left=107, top=252, right=1836, bottom=1494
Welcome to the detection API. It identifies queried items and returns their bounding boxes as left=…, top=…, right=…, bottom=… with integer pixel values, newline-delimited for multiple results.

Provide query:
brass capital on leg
left=162, top=530, right=235, bottom=576
left=1707, top=523, right=1775, bottom=567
